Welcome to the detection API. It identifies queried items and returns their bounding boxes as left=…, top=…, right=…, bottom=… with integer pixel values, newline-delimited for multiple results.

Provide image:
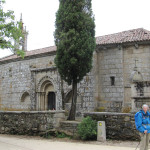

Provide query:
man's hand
left=144, top=130, right=148, bottom=134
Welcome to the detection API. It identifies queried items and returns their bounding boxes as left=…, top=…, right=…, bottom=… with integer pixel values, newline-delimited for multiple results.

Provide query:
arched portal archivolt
left=37, top=76, right=56, bottom=92
left=36, top=76, right=56, bottom=111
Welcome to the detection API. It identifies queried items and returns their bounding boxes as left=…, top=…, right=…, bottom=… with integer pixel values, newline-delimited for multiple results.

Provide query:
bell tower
left=20, top=13, right=28, bottom=52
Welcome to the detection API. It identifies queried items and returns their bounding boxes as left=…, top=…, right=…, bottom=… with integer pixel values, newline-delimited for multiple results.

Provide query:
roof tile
left=0, top=46, right=56, bottom=62
left=1, top=28, right=150, bottom=62
left=96, top=28, right=150, bottom=45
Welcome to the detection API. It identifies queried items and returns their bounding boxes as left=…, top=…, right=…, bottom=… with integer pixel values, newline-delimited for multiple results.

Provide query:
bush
left=55, top=131, right=71, bottom=139
left=42, top=133, right=52, bottom=139
left=77, top=116, right=97, bottom=140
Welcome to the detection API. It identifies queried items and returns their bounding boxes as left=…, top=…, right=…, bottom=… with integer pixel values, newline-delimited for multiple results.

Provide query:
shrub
left=55, top=131, right=71, bottom=139
left=42, top=133, right=52, bottom=139
left=77, top=116, right=97, bottom=140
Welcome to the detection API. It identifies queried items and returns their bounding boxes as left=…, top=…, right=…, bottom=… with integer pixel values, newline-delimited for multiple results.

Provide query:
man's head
left=142, top=104, right=149, bottom=113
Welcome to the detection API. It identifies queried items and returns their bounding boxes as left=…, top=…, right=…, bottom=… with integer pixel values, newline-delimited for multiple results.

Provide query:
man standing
left=135, top=104, right=150, bottom=150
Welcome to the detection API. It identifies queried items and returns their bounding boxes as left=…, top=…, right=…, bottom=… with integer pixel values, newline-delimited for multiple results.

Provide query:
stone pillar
left=97, top=121, right=106, bottom=142
left=40, top=92, right=46, bottom=110
left=36, top=92, right=40, bottom=111
left=30, top=71, right=36, bottom=110
left=45, top=93, right=48, bottom=110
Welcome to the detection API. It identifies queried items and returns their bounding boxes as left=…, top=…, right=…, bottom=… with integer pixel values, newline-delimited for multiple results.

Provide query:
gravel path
left=0, top=134, right=139, bottom=150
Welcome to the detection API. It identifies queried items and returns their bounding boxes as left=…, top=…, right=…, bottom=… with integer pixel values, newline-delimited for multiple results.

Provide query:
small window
left=110, top=76, right=115, bottom=86
left=21, top=92, right=30, bottom=102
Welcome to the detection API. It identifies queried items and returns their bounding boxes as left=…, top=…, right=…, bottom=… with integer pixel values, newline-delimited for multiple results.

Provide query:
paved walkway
left=0, top=134, right=137, bottom=150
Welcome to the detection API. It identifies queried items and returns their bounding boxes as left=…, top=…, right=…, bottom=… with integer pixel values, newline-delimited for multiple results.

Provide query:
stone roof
left=0, top=46, right=56, bottom=62
left=96, top=28, right=150, bottom=45
left=1, top=28, right=150, bottom=62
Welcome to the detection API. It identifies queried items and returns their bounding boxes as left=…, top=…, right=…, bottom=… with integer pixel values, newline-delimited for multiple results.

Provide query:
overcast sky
left=1, top=0, right=150, bottom=58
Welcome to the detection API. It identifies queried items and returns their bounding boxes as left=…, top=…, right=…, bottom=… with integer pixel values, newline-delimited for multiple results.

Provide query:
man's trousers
left=140, top=133, right=150, bottom=150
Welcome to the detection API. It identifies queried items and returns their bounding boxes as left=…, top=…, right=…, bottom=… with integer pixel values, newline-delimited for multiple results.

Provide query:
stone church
left=1, top=28, right=150, bottom=114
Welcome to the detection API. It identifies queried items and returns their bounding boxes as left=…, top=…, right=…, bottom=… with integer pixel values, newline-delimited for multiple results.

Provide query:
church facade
left=1, top=28, right=150, bottom=113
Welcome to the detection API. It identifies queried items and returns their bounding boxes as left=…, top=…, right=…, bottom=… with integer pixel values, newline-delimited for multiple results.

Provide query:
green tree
left=0, top=0, right=25, bottom=57
left=54, top=0, right=96, bottom=120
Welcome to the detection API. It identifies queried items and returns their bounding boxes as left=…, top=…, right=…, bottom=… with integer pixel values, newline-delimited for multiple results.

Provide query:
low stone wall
left=84, top=112, right=139, bottom=140
left=59, top=121, right=80, bottom=136
left=0, top=111, right=65, bottom=135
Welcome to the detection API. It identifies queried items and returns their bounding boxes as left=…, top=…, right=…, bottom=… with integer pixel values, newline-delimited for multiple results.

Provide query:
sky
left=1, top=0, right=150, bottom=58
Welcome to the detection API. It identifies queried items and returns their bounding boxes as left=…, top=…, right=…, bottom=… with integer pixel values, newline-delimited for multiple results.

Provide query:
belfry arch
left=36, top=76, right=56, bottom=111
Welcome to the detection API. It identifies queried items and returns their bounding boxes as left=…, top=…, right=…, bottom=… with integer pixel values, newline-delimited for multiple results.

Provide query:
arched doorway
left=37, top=79, right=56, bottom=110
left=48, top=92, right=56, bottom=110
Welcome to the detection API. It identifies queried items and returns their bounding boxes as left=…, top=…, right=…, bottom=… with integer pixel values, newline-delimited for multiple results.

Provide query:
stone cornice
left=96, top=40, right=150, bottom=51
left=30, top=66, right=57, bottom=72
left=0, top=110, right=65, bottom=114
left=83, top=112, right=133, bottom=116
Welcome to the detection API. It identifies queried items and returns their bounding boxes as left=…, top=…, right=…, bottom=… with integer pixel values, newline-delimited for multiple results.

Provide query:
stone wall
left=84, top=112, right=139, bottom=140
left=131, top=81, right=150, bottom=112
left=123, top=45, right=150, bottom=85
left=123, top=45, right=150, bottom=108
left=0, top=111, right=141, bottom=140
left=59, top=121, right=80, bottom=136
left=0, top=53, right=59, bottom=111
left=0, top=51, right=96, bottom=114
left=96, top=47, right=124, bottom=112
left=0, top=111, right=65, bottom=135
left=95, top=44, right=150, bottom=112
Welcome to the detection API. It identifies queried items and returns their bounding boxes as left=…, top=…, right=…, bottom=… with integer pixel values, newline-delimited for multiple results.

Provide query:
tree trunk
left=61, top=78, right=65, bottom=110
left=67, top=80, right=77, bottom=120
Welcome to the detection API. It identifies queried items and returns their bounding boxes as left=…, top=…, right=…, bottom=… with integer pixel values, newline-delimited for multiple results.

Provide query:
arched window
left=21, top=92, right=30, bottom=102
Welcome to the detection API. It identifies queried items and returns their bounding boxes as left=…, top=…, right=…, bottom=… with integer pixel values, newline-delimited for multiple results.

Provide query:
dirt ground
left=0, top=134, right=140, bottom=150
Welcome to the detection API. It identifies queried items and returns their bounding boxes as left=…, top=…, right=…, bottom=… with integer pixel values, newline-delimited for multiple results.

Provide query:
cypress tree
left=54, top=0, right=96, bottom=120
